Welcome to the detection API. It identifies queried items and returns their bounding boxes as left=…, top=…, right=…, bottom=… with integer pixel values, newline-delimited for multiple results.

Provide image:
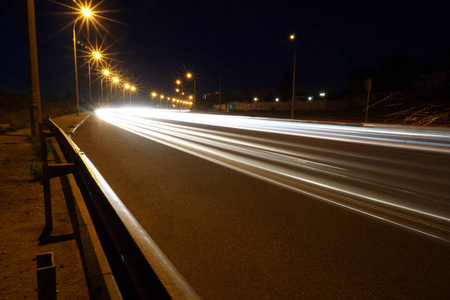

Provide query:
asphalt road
left=73, top=109, right=450, bottom=299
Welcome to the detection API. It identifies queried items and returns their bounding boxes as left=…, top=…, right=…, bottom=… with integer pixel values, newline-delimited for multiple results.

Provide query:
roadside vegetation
left=0, top=91, right=79, bottom=133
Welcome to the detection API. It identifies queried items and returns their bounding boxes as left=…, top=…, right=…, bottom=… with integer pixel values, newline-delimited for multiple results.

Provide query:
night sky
left=1, top=0, right=449, bottom=99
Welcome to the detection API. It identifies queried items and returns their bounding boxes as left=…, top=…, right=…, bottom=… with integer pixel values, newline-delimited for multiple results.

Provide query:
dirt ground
left=0, top=127, right=89, bottom=299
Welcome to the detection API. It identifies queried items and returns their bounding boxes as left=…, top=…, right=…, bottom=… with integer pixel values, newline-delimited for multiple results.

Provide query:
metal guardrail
left=46, top=117, right=201, bottom=299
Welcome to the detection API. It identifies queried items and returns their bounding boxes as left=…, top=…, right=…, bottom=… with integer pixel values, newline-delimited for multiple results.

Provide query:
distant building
left=417, top=70, right=450, bottom=90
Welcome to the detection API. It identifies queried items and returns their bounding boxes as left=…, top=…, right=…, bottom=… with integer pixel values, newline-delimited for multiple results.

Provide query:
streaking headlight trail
left=96, top=108, right=450, bottom=242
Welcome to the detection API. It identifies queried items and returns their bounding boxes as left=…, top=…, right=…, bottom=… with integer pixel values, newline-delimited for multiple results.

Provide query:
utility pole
left=25, top=0, right=42, bottom=137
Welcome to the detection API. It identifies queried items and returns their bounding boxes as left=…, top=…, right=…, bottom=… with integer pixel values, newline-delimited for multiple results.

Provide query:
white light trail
left=95, top=108, right=450, bottom=241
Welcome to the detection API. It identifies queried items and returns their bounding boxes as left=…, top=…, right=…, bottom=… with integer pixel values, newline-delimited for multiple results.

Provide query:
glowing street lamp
left=100, top=69, right=109, bottom=106
left=130, top=86, right=136, bottom=104
left=111, top=76, right=119, bottom=104
left=73, top=6, right=94, bottom=115
left=88, top=51, right=101, bottom=107
left=160, top=94, right=164, bottom=107
left=186, top=73, right=196, bottom=106
left=151, top=92, right=157, bottom=107
left=123, top=83, right=130, bottom=104
left=289, top=33, right=296, bottom=120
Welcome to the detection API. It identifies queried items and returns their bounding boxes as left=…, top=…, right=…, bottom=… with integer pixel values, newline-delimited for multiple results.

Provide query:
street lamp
left=88, top=51, right=101, bottom=107
left=289, top=33, right=296, bottom=120
left=151, top=92, right=157, bottom=107
left=160, top=95, right=164, bottom=107
left=100, top=69, right=109, bottom=106
left=112, top=76, right=119, bottom=104
left=73, top=6, right=93, bottom=116
left=186, top=73, right=196, bottom=107
left=130, top=86, right=135, bottom=104
left=124, top=83, right=130, bottom=104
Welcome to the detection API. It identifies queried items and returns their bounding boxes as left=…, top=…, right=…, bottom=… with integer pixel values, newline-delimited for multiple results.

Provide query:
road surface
left=72, top=108, right=450, bottom=299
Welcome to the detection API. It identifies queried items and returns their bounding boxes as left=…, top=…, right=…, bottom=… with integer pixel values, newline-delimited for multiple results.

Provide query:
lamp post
left=151, top=92, right=157, bottom=107
left=100, top=69, right=109, bottom=106
left=290, top=33, right=296, bottom=120
left=130, top=86, right=135, bottom=104
left=112, top=76, right=119, bottom=104
left=124, top=83, right=130, bottom=104
left=176, top=80, right=183, bottom=101
left=72, top=7, right=92, bottom=116
left=160, top=95, right=164, bottom=107
left=186, top=73, right=196, bottom=107
left=88, top=51, right=101, bottom=107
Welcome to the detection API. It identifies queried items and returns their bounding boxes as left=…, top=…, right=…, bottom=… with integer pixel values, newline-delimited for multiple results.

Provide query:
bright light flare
left=81, top=7, right=92, bottom=17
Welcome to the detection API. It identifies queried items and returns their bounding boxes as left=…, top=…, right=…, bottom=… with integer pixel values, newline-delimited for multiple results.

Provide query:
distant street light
left=289, top=33, right=296, bottom=120
left=100, top=69, right=109, bottom=106
left=130, top=86, right=136, bottom=104
left=112, top=76, right=119, bottom=104
left=186, top=73, right=196, bottom=107
left=124, top=83, right=130, bottom=104
left=73, top=6, right=93, bottom=116
left=151, top=92, right=157, bottom=107
left=88, top=51, right=101, bottom=107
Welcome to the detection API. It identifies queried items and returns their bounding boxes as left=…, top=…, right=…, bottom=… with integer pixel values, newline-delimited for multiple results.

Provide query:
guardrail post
left=36, top=252, right=56, bottom=300
left=40, top=122, right=53, bottom=233
left=40, top=120, right=73, bottom=235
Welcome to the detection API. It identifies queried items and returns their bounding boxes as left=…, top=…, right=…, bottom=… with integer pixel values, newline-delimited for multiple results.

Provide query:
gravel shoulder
left=0, top=114, right=90, bottom=299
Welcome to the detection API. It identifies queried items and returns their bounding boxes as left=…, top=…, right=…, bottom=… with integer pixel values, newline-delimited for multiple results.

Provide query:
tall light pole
left=124, top=83, right=130, bottom=104
left=186, top=73, right=196, bottom=107
left=112, top=76, right=119, bottom=104
left=25, top=0, right=42, bottom=137
left=290, top=33, right=296, bottom=120
left=130, top=86, right=135, bottom=104
left=176, top=79, right=183, bottom=101
left=101, top=69, right=109, bottom=106
left=88, top=51, right=101, bottom=107
left=151, top=92, right=157, bottom=107
left=73, top=7, right=92, bottom=116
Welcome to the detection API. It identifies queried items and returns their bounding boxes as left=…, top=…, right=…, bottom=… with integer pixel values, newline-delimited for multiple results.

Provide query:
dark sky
left=1, top=0, right=449, bottom=99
